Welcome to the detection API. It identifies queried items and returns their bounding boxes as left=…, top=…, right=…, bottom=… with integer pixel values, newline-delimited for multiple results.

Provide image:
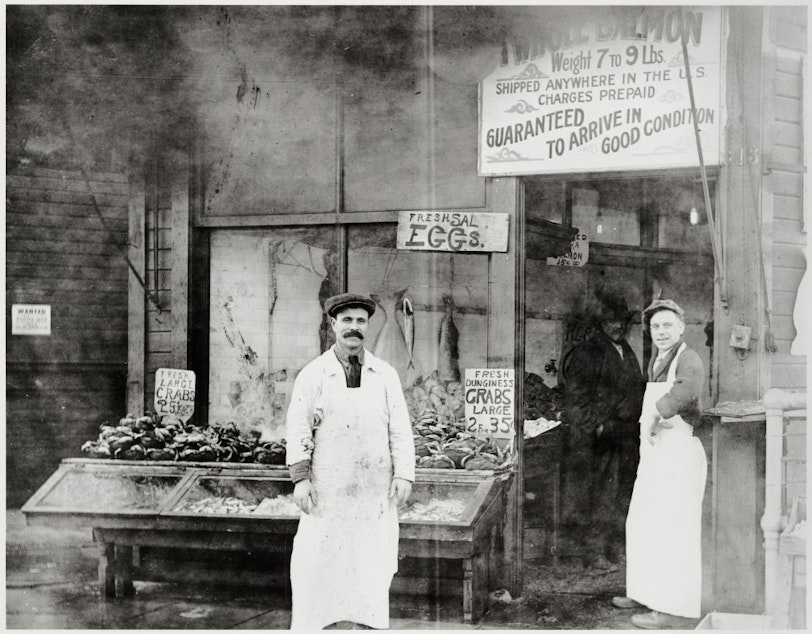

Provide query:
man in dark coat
left=560, top=297, right=646, bottom=569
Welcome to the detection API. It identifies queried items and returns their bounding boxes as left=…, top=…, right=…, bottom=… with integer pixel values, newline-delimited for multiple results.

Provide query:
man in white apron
left=285, top=292, right=415, bottom=630
left=611, top=299, right=708, bottom=629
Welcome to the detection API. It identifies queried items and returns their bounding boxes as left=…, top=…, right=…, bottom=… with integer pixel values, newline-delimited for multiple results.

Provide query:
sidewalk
left=6, top=510, right=635, bottom=629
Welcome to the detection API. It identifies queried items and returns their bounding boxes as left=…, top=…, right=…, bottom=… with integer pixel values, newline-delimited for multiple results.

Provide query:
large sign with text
left=479, top=7, right=725, bottom=175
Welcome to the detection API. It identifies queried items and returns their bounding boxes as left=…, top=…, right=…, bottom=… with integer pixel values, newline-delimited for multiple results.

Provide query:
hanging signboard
left=154, top=368, right=196, bottom=423
left=464, top=369, right=515, bottom=439
left=11, top=304, right=51, bottom=336
left=479, top=6, right=725, bottom=175
left=396, top=210, right=509, bottom=252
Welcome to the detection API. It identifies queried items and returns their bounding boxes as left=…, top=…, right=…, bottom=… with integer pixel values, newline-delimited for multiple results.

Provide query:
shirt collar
left=332, top=344, right=365, bottom=367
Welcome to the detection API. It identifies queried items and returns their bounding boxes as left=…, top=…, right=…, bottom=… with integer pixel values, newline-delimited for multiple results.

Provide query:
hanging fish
left=371, top=289, right=411, bottom=386
left=402, top=295, right=415, bottom=369
left=438, top=294, right=460, bottom=382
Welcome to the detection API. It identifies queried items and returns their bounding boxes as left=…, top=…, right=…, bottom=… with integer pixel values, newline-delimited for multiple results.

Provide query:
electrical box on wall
left=729, top=324, right=752, bottom=350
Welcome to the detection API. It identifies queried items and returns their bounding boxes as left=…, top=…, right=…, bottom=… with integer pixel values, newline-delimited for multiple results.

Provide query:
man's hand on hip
left=293, top=479, right=318, bottom=514
left=389, top=478, right=412, bottom=506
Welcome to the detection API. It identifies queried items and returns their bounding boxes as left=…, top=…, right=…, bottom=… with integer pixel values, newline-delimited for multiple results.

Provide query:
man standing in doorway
left=612, top=299, right=708, bottom=629
left=560, top=296, right=646, bottom=569
left=286, top=292, right=416, bottom=630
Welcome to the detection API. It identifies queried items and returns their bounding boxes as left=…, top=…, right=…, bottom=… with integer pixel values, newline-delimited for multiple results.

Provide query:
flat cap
left=642, top=298, right=684, bottom=324
left=324, top=292, right=376, bottom=317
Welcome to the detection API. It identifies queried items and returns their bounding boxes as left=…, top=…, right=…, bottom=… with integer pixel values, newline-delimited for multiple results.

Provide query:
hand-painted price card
left=397, top=211, right=509, bottom=252
left=464, top=368, right=515, bottom=438
left=155, top=368, right=196, bottom=423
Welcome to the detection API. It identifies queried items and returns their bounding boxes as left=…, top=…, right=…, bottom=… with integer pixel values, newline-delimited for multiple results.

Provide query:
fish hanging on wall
left=371, top=288, right=418, bottom=387
left=403, top=295, right=415, bottom=371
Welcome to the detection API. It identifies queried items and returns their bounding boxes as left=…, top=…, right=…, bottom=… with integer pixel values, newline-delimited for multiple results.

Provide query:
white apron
left=289, top=369, right=399, bottom=630
left=625, top=343, right=708, bottom=618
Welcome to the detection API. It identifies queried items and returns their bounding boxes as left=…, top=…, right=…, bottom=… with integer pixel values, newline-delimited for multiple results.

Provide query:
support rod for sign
left=680, top=15, right=729, bottom=308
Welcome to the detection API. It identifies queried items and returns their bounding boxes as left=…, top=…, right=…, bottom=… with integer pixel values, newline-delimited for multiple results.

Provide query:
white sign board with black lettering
left=154, top=368, right=196, bottom=423
left=397, top=211, right=509, bottom=252
left=11, top=304, right=51, bottom=336
left=464, top=369, right=515, bottom=439
left=479, top=7, right=725, bottom=175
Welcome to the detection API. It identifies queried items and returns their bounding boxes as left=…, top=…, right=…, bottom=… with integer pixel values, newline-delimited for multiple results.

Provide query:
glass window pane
left=651, top=177, right=714, bottom=251
left=208, top=227, right=340, bottom=439
left=172, top=476, right=298, bottom=517
left=571, top=179, right=643, bottom=246
left=525, top=180, right=565, bottom=224
left=38, top=471, right=182, bottom=512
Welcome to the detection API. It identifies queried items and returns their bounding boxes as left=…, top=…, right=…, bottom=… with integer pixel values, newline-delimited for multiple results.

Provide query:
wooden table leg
left=462, top=557, right=473, bottom=623
left=94, top=530, right=116, bottom=598
left=114, top=544, right=135, bottom=597
left=471, top=550, right=489, bottom=622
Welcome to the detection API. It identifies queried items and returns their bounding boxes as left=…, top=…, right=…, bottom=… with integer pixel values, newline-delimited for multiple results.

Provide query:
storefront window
left=206, top=223, right=501, bottom=463
left=524, top=174, right=715, bottom=252
left=207, top=227, right=340, bottom=439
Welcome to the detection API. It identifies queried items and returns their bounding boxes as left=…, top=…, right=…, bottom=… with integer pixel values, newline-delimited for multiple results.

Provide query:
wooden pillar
left=715, top=7, right=767, bottom=401
left=127, top=170, right=146, bottom=416
left=170, top=148, right=191, bottom=369
left=488, top=176, right=523, bottom=597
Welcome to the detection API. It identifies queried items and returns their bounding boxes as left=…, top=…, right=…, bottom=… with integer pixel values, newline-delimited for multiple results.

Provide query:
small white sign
left=464, top=368, right=515, bottom=438
left=397, top=211, right=509, bottom=252
left=11, top=304, right=51, bottom=336
left=546, top=232, right=589, bottom=267
left=155, top=368, right=196, bottom=423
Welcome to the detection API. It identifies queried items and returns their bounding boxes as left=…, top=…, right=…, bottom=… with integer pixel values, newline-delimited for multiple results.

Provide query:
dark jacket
left=648, top=338, right=704, bottom=426
left=562, top=330, right=646, bottom=434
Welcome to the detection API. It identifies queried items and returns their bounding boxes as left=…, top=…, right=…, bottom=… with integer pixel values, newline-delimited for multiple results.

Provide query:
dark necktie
left=348, top=355, right=361, bottom=388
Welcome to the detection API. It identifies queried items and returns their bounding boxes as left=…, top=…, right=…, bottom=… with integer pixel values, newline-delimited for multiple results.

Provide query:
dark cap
left=324, top=293, right=376, bottom=318
left=642, top=298, right=684, bottom=326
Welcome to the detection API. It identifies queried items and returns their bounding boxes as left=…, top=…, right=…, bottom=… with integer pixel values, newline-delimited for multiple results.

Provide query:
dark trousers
left=560, top=422, right=638, bottom=558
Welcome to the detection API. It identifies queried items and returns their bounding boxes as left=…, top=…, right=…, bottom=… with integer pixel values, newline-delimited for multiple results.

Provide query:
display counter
left=23, top=458, right=505, bottom=622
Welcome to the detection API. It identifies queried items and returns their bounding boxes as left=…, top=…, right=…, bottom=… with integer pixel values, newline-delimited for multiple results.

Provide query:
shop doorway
left=520, top=173, right=717, bottom=567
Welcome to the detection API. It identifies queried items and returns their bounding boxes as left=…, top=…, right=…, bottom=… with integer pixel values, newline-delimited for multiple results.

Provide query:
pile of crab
left=411, top=410, right=508, bottom=470
left=80, top=413, right=287, bottom=465
left=406, top=375, right=510, bottom=471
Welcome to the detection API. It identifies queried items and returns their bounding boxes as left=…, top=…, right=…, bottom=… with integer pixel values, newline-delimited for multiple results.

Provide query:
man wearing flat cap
left=611, top=298, right=708, bottom=630
left=559, top=295, right=645, bottom=570
left=285, top=292, right=415, bottom=630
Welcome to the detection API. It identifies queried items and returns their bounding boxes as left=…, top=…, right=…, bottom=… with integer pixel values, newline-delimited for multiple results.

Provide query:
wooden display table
left=23, top=459, right=505, bottom=623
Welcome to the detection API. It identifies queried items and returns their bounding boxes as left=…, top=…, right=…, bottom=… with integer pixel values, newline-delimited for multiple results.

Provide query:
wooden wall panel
left=764, top=5, right=807, bottom=391
left=6, top=168, right=129, bottom=507
left=6, top=366, right=126, bottom=507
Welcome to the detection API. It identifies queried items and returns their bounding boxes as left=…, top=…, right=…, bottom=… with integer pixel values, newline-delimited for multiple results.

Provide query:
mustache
left=342, top=330, right=364, bottom=340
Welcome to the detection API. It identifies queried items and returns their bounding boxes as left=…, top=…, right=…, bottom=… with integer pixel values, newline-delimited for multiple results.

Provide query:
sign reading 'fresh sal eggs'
left=396, top=211, right=509, bottom=253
